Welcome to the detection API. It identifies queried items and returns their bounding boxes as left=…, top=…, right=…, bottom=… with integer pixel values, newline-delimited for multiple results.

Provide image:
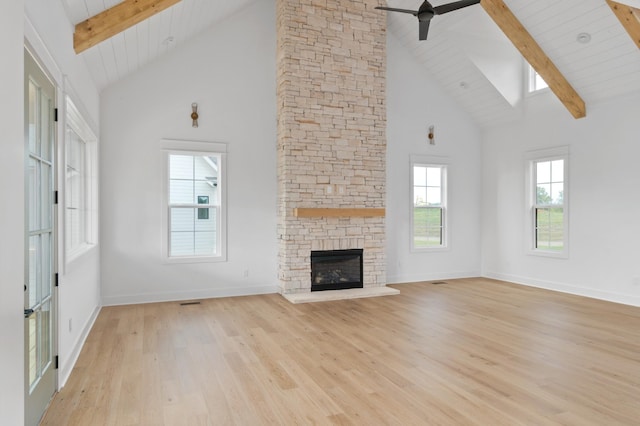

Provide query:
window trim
left=524, top=146, right=569, bottom=258
left=64, top=96, right=98, bottom=266
left=410, top=155, right=449, bottom=252
left=161, top=139, right=227, bottom=264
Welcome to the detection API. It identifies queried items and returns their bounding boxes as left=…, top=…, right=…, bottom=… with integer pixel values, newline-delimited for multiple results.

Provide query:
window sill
left=526, top=87, right=551, bottom=98
left=65, top=243, right=98, bottom=270
left=527, top=249, right=568, bottom=259
left=163, top=254, right=227, bottom=265
left=411, top=246, right=449, bottom=253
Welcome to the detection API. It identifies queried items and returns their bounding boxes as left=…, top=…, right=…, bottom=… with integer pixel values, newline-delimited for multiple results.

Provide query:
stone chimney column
left=276, top=0, right=387, bottom=294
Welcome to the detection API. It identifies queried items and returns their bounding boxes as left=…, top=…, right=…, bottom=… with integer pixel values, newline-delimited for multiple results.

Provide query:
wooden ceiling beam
left=607, top=0, right=640, bottom=50
left=74, top=0, right=182, bottom=54
left=481, top=0, right=586, bottom=119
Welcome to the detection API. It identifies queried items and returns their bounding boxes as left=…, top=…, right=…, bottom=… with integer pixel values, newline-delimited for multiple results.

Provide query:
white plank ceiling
left=61, top=0, right=640, bottom=128
left=61, top=0, right=255, bottom=91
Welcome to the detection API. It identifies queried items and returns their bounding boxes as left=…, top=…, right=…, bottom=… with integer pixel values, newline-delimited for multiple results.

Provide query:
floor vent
left=179, top=301, right=201, bottom=306
left=431, top=281, right=447, bottom=285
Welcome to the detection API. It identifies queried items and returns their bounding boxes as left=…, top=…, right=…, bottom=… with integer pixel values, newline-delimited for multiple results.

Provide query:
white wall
left=100, top=0, right=278, bottom=304
left=386, top=33, right=483, bottom=284
left=482, top=90, right=640, bottom=306
left=0, top=1, right=26, bottom=423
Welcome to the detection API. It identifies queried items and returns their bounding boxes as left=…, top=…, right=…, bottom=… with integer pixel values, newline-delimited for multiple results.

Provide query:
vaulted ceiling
left=62, top=0, right=640, bottom=129
left=384, top=0, right=640, bottom=127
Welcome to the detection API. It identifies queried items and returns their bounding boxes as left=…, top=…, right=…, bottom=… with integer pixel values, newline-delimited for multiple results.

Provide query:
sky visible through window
left=529, top=65, right=548, bottom=92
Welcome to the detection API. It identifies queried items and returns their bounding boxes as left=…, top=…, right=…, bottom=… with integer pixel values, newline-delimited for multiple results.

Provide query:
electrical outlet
left=68, top=318, right=72, bottom=332
left=243, top=269, right=249, bottom=278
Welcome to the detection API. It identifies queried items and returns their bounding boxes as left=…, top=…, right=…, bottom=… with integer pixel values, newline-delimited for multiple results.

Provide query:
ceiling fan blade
left=375, top=7, right=419, bottom=16
left=433, top=0, right=480, bottom=15
left=419, top=19, right=431, bottom=41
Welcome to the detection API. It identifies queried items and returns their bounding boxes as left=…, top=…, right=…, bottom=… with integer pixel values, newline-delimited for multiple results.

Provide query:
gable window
left=65, top=96, right=98, bottom=262
left=526, top=147, right=569, bottom=257
left=528, top=64, right=548, bottom=93
left=162, top=140, right=227, bottom=262
left=411, top=156, right=448, bottom=251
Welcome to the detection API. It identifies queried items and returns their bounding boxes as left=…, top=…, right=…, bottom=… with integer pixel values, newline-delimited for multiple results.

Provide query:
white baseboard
left=58, top=304, right=101, bottom=388
left=483, top=271, right=640, bottom=307
left=387, top=270, right=480, bottom=285
left=102, top=285, right=279, bottom=306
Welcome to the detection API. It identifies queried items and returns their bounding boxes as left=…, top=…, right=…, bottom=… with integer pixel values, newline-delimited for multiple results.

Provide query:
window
left=65, top=97, right=97, bottom=262
left=66, top=129, right=85, bottom=250
left=197, top=196, right=209, bottom=220
left=526, top=147, right=569, bottom=257
left=411, top=157, right=447, bottom=250
left=162, top=140, right=226, bottom=261
left=528, top=64, right=548, bottom=93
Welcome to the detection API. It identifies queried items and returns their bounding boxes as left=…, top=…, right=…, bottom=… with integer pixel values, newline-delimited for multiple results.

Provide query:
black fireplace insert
left=311, top=249, right=363, bottom=291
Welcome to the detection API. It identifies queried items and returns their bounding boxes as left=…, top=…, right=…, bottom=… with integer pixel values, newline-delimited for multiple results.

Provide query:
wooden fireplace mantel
left=293, top=208, right=385, bottom=218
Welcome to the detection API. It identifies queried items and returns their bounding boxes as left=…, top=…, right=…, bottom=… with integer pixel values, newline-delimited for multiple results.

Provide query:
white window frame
left=527, top=63, right=549, bottom=94
left=410, top=155, right=449, bottom=252
left=161, top=139, right=227, bottom=263
left=64, top=96, right=98, bottom=265
left=525, top=146, right=569, bottom=258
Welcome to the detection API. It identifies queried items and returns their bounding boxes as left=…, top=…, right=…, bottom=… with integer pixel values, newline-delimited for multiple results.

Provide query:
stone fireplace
left=276, top=0, right=397, bottom=301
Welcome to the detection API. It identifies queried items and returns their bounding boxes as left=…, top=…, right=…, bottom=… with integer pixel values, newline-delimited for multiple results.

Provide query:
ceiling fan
left=375, top=0, right=480, bottom=41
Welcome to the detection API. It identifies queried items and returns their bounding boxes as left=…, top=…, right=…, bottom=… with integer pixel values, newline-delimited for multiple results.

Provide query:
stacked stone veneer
left=276, top=0, right=386, bottom=294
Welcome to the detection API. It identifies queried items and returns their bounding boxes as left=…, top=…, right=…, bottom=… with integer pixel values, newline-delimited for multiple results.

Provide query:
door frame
left=24, top=44, right=59, bottom=426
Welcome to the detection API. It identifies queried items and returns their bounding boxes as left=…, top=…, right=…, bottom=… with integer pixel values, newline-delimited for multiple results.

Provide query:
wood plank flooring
left=41, top=278, right=640, bottom=425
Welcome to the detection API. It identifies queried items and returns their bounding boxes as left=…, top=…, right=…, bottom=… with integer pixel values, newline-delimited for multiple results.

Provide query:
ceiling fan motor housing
left=418, top=2, right=435, bottom=21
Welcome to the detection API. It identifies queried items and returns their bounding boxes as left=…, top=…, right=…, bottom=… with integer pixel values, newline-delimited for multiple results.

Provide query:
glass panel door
left=24, top=49, right=57, bottom=426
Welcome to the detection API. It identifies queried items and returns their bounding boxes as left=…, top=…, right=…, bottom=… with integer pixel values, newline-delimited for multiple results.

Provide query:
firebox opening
left=311, top=249, right=363, bottom=292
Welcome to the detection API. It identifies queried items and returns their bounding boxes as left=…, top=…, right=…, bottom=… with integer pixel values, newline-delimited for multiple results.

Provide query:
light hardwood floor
left=42, top=278, right=640, bottom=425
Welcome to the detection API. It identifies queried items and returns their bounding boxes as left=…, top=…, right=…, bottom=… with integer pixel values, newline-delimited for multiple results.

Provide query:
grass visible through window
left=413, top=207, right=442, bottom=248
left=536, top=207, right=563, bottom=250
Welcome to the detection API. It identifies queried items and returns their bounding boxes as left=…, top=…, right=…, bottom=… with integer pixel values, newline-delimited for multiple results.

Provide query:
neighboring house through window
left=411, top=156, right=448, bottom=251
left=162, top=140, right=227, bottom=262
left=526, top=146, right=569, bottom=257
